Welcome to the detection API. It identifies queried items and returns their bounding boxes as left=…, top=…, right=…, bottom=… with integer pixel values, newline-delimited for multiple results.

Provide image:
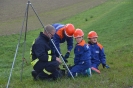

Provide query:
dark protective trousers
left=34, top=61, right=60, bottom=79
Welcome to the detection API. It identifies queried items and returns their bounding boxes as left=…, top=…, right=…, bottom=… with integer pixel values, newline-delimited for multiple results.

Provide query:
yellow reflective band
left=48, top=50, right=52, bottom=54
left=48, top=55, right=52, bottom=62
left=43, top=69, right=52, bottom=75
left=30, top=51, right=32, bottom=55
left=30, top=39, right=35, bottom=60
left=31, top=59, right=39, bottom=67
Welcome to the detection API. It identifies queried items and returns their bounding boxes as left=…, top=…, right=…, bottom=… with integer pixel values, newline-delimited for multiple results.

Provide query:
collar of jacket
left=88, top=41, right=97, bottom=45
left=40, top=32, right=50, bottom=42
left=77, top=40, right=86, bottom=46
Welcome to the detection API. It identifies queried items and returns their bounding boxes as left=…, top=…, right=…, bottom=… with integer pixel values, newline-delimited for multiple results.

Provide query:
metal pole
left=6, top=1, right=30, bottom=88
left=20, top=0, right=30, bottom=81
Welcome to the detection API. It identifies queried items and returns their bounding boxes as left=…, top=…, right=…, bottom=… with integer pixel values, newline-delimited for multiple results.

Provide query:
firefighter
left=67, top=29, right=91, bottom=77
left=52, top=23, right=75, bottom=62
left=87, top=31, right=110, bottom=70
left=31, top=24, right=62, bottom=80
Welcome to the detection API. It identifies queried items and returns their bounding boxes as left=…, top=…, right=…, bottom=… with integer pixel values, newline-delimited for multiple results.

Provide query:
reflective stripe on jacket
left=31, top=32, right=56, bottom=66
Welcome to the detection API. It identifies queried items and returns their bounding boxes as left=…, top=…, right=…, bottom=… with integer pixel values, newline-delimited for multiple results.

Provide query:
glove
left=61, top=55, right=68, bottom=63
left=105, top=64, right=110, bottom=68
left=64, top=52, right=70, bottom=59
left=102, top=63, right=106, bottom=68
left=102, top=63, right=110, bottom=68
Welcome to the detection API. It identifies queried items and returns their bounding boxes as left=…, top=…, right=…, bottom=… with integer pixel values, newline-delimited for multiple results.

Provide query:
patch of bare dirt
left=0, top=0, right=107, bottom=35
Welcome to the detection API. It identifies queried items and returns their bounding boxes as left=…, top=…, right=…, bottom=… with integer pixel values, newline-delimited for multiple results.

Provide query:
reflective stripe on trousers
left=31, top=59, right=39, bottom=67
left=43, top=68, right=52, bottom=75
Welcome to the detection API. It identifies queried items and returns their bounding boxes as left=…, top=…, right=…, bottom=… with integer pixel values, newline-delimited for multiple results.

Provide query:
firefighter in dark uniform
left=31, top=24, right=62, bottom=80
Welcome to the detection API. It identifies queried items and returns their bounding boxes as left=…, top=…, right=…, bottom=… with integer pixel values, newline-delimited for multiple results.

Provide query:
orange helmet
left=73, top=29, right=84, bottom=38
left=65, top=24, right=75, bottom=37
left=88, top=31, right=98, bottom=38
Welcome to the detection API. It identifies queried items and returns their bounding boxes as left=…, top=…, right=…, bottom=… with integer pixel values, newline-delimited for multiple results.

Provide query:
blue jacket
left=88, top=42, right=106, bottom=65
left=52, top=23, right=73, bottom=56
left=74, top=40, right=91, bottom=67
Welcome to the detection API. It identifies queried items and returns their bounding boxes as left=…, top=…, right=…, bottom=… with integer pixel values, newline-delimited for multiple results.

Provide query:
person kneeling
left=68, top=29, right=91, bottom=77
left=87, top=31, right=110, bottom=73
left=30, top=25, right=62, bottom=81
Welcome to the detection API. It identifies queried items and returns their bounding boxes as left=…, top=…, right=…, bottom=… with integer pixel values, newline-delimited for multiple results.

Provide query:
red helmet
left=88, top=31, right=98, bottom=38
left=73, top=29, right=84, bottom=38
left=65, top=24, right=75, bottom=37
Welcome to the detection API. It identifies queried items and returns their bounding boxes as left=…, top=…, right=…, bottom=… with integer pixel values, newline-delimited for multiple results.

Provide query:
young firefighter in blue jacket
left=87, top=31, right=109, bottom=70
left=31, top=25, right=62, bottom=80
left=68, top=29, right=91, bottom=77
left=52, top=23, right=75, bottom=61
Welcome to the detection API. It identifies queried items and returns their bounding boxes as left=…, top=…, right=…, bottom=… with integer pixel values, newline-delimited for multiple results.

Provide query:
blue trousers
left=68, top=63, right=90, bottom=77
left=91, top=62, right=100, bottom=69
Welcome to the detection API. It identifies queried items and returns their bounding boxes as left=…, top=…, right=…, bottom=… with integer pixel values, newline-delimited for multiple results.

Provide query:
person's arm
left=33, top=44, right=55, bottom=62
left=64, top=37, right=73, bottom=58
left=99, top=48, right=106, bottom=64
left=97, top=43, right=106, bottom=65
left=53, top=34, right=61, bottom=57
left=78, top=45, right=91, bottom=65
left=99, top=48, right=110, bottom=68
left=66, top=37, right=73, bottom=52
left=74, top=45, right=88, bottom=65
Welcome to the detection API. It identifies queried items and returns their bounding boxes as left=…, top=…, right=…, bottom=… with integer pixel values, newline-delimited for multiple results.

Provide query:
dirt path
left=0, top=0, right=107, bottom=35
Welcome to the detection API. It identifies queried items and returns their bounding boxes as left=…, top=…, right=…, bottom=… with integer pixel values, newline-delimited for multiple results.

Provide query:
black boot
left=31, top=70, right=38, bottom=80
left=60, top=69, right=66, bottom=76
left=52, top=69, right=63, bottom=80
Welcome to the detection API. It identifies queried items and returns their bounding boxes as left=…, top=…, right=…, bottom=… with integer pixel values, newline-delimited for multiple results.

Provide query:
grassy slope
left=0, top=0, right=133, bottom=88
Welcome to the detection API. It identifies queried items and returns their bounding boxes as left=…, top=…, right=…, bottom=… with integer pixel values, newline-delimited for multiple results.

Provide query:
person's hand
left=102, top=63, right=110, bottom=68
left=64, top=52, right=70, bottom=59
left=56, top=57, right=62, bottom=64
left=102, top=63, right=106, bottom=68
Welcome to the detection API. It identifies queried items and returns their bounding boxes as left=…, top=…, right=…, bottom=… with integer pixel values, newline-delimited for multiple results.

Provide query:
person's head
left=73, top=29, right=84, bottom=43
left=44, top=24, right=56, bottom=38
left=64, top=23, right=75, bottom=37
left=87, top=31, right=98, bottom=44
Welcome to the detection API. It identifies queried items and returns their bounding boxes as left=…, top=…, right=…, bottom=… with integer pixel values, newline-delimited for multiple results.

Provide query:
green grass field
left=0, top=0, right=133, bottom=88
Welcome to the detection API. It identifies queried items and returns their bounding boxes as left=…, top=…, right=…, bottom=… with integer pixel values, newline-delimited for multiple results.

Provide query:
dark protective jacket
left=31, top=32, right=56, bottom=66
left=52, top=23, right=73, bottom=56
left=88, top=42, right=106, bottom=65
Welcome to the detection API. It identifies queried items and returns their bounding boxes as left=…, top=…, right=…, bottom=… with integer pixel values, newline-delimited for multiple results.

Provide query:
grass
left=0, top=0, right=133, bottom=88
